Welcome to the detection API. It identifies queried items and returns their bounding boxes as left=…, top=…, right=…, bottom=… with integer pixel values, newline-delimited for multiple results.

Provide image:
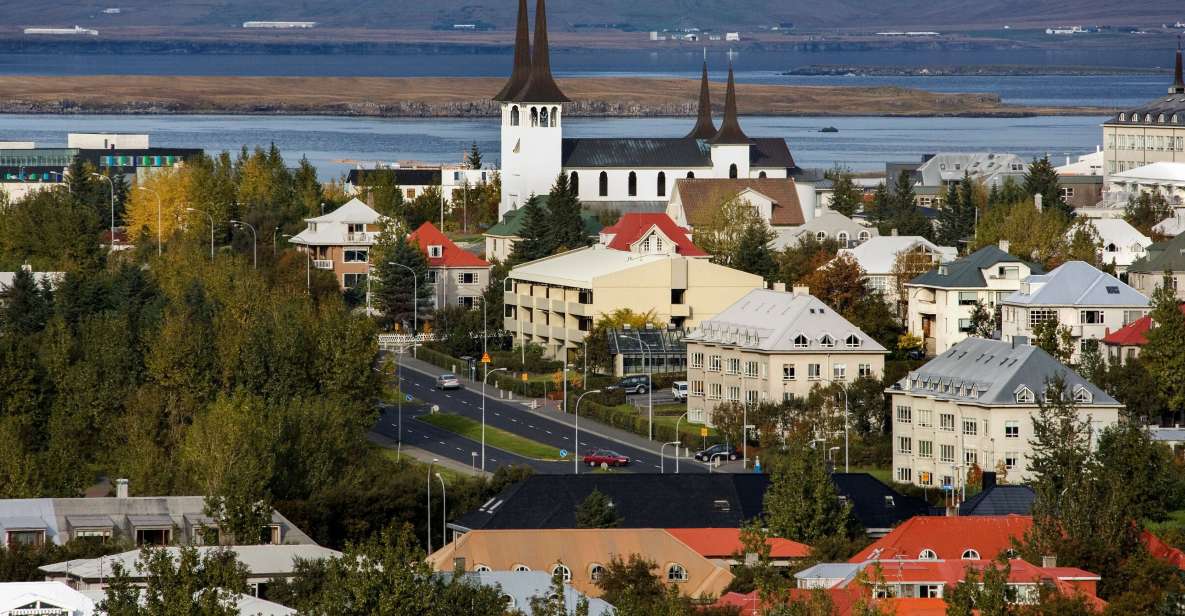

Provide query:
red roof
left=665, top=527, right=810, bottom=559
left=851, top=515, right=1032, bottom=563
left=409, top=222, right=490, bottom=268
left=715, top=589, right=865, bottom=616
left=1144, top=530, right=1185, bottom=570
left=599, top=213, right=708, bottom=257
left=881, top=598, right=949, bottom=615
left=1101, top=304, right=1185, bottom=346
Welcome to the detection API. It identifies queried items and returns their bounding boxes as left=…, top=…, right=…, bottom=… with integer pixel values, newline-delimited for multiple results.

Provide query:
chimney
left=998, top=240, right=1010, bottom=253
left=773, top=282, right=787, bottom=292
left=792, top=286, right=809, bottom=296
left=1042, top=555, right=1057, bottom=569
left=1034, top=193, right=1043, bottom=212
left=981, top=471, right=997, bottom=492
left=890, top=228, right=899, bottom=236
left=115, top=478, right=129, bottom=499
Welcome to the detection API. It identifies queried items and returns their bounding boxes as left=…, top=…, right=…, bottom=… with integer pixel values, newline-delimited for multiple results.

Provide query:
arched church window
left=758, top=171, right=767, bottom=179
left=539, top=107, right=549, bottom=127
left=657, top=172, right=666, bottom=197
left=510, top=106, right=520, bottom=126
left=599, top=171, right=608, bottom=197
left=628, top=171, right=638, bottom=197
left=686, top=172, right=695, bottom=179
left=729, top=164, right=738, bottom=179
left=550, top=107, right=559, bottom=127
left=530, top=107, right=539, bottom=127
left=570, top=172, right=580, bottom=195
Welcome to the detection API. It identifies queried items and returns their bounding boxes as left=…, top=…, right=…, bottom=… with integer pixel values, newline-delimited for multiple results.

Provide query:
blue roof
left=1003, top=261, right=1148, bottom=307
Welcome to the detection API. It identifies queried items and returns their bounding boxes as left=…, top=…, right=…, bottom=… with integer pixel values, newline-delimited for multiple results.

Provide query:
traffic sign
left=405, top=394, right=413, bottom=402
left=559, top=449, right=569, bottom=458
left=700, top=427, right=709, bottom=437
left=521, top=372, right=529, bottom=382
left=480, top=352, right=491, bottom=364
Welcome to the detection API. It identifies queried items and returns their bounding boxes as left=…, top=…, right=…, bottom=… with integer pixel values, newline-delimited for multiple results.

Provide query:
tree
left=100, top=545, right=250, bottom=616
left=890, top=248, right=940, bottom=316
left=545, top=172, right=588, bottom=252
left=763, top=431, right=862, bottom=559
left=867, top=183, right=892, bottom=231
left=372, top=224, right=432, bottom=332
left=1140, top=272, right=1185, bottom=417
left=797, top=253, right=868, bottom=317
left=467, top=141, right=483, bottom=170
left=972, top=199, right=1072, bottom=270
left=1024, top=156, right=1073, bottom=220
left=731, top=221, right=777, bottom=280
left=363, top=170, right=406, bottom=220
left=1030, top=320, right=1074, bottom=364
left=575, top=488, right=622, bottom=528
left=293, top=156, right=325, bottom=221
left=827, top=168, right=863, bottom=218
left=1064, top=219, right=1102, bottom=267
left=0, top=268, right=52, bottom=336
left=776, top=234, right=840, bottom=288
left=1076, top=340, right=1105, bottom=384
left=692, top=194, right=768, bottom=263
left=0, top=189, right=104, bottom=272
left=967, top=300, right=997, bottom=339
left=937, top=174, right=978, bottom=249
left=944, top=559, right=1012, bottom=616
left=1124, top=192, right=1173, bottom=237
left=509, top=196, right=553, bottom=264
left=530, top=568, right=591, bottom=616
left=886, top=170, right=932, bottom=239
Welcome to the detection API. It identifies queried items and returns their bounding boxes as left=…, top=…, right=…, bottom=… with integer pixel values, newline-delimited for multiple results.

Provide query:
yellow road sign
left=521, top=372, right=529, bottom=382
left=700, top=427, right=709, bottom=437
left=480, top=352, right=491, bottom=364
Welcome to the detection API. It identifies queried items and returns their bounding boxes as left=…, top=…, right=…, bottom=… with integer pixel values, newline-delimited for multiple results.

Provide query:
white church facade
left=495, top=0, right=797, bottom=219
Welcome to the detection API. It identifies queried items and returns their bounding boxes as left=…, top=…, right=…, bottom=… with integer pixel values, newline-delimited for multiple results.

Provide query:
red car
left=582, top=449, right=630, bottom=467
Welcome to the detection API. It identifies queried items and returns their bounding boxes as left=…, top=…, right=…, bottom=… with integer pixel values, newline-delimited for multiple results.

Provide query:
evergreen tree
left=467, top=141, right=483, bottom=170
left=372, top=226, right=432, bottom=332
left=731, top=221, right=777, bottom=280
left=763, top=431, right=861, bottom=558
left=1140, top=272, right=1185, bottom=421
left=936, top=175, right=977, bottom=249
left=293, top=156, right=324, bottom=221
left=101, top=545, right=250, bottom=616
left=868, top=182, right=892, bottom=231
left=1024, top=156, right=1073, bottom=219
left=827, top=168, right=862, bottom=218
left=545, top=173, right=588, bottom=252
left=886, top=170, right=932, bottom=239
left=509, top=196, right=553, bottom=264
left=575, top=488, right=622, bottom=528
left=0, top=269, right=52, bottom=336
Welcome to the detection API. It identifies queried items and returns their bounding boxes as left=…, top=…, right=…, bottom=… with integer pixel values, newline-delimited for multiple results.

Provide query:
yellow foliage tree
left=125, top=168, right=193, bottom=246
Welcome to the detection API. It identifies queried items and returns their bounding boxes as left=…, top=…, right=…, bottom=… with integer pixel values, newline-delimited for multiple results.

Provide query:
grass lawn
left=849, top=466, right=893, bottom=486
left=1148, top=509, right=1185, bottom=536
left=417, top=413, right=564, bottom=461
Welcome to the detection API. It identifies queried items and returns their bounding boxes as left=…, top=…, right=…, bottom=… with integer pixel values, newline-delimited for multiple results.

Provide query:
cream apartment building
left=999, top=261, right=1149, bottom=363
left=889, top=338, right=1120, bottom=488
left=1102, top=45, right=1185, bottom=177
left=503, top=244, right=763, bottom=360
left=683, top=287, right=888, bottom=426
left=905, top=243, right=1043, bottom=356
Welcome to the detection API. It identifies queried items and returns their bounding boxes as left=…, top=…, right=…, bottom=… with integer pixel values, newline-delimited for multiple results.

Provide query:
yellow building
left=503, top=244, right=763, bottom=359
left=1102, top=44, right=1185, bottom=177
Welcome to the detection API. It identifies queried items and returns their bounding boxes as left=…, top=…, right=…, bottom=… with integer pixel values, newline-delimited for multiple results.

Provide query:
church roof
left=561, top=137, right=794, bottom=170
left=686, top=61, right=717, bottom=140
left=710, top=64, right=750, bottom=146
left=512, top=0, right=569, bottom=103
left=493, top=0, right=532, bottom=102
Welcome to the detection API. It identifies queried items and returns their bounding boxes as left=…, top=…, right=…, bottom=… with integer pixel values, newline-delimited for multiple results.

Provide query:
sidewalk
left=367, top=431, right=490, bottom=477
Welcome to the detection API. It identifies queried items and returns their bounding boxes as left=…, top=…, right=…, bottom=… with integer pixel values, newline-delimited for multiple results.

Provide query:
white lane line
left=528, top=424, right=536, bottom=429
left=455, top=447, right=463, bottom=452
left=561, top=436, right=569, bottom=440
left=439, top=441, right=446, bottom=445
left=545, top=430, right=552, bottom=435
left=494, top=412, right=501, bottom=416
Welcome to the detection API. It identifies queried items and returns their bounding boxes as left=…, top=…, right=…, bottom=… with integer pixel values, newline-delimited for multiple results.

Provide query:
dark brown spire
left=1172, top=36, right=1185, bottom=95
left=710, top=63, right=750, bottom=145
left=685, top=61, right=717, bottom=140
left=494, top=0, right=532, bottom=101
left=513, top=0, right=570, bottom=103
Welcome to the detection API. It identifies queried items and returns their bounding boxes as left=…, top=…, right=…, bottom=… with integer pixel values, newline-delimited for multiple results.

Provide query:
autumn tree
left=973, top=199, right=1073, bottom=270
left=776, top=234, right=840, bottom=288
left=890, top=247, right=940, bottom=316
left=1124, top=192, right=1172, bottom=237
left=693, top=194, right=767, bottom=263
left=797, top=253, right=868, bottom=317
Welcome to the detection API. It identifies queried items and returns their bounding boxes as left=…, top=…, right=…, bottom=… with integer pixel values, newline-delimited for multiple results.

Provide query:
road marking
left=561, top=436, right=569, bottom=440
left=510, top=418, right=519, bottom=423
left=494, top=412, right=501, bottom=416
left=545, top=430, right=552, bottom=435
left=527, top=424, right=535, bottom=429
left=439, top=441, right=446, bottom=445
left=456, top=447, right=463, bottom=452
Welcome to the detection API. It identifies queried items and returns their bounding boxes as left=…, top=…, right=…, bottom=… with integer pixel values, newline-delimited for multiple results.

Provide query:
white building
left=835, top=235, right=957, bottom=304
left=1102, top=44, right=1185, bottom=179
left=999, top=261, right=1150, bottom=362
left=889, top=338, right=1121, bottom=487
left=913, top=153, right=1028, bottom=189
left=1070, top=218, right=1150, bottom=273
left=0, top=582, right=94, bottom=616
left=772, top=210, right=878, bottom=250
left=905, top=243, right=1043, bottom=356
left=495, top=0, right=795, bottom=219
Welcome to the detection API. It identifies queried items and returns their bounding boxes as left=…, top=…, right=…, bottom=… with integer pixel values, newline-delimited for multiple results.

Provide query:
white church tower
left=709, top=63, right=752, bottom=180
left=497, top=0, right=569, bottom=219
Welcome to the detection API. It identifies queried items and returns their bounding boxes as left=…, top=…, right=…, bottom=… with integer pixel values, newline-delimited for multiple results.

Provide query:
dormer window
left=819, top=334, right=835, bottom=348
left=1073, top=386, right=1093, bottom=403
left=1015, top=386, right=1034, bottom=404
left=1174, top=114, right=1180, bottom=124
left=1119, top=113, right=1126, bottom=121
left=793, top=334, right=809, bottom=348
left=428, top=245, right=443, bottom=258
left=918, top=549, right=938, bottom=561
left=1160, top=114, right=1167, bottom=123
left=845, top=334, right=861, bottom=348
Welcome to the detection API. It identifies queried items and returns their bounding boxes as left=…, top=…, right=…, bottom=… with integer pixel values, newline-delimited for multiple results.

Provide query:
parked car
left=612, top=375, right=650, bottom=395
left=582, top=449, right=630, bottom=467
left=435, top=374, right=461, bottom=390
left=694, top=443, right=739, bottom=462
left=671, top=381, right=688, bottom=402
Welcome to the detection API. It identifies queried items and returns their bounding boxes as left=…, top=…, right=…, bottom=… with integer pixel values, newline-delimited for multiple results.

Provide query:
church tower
left=685, top=60, right=717, bottom=140
left=497, top=0, right=568, bottom=219
left=1171, top=37, right=1184, bottom=95
left=709, top=63, right=753, bottom=179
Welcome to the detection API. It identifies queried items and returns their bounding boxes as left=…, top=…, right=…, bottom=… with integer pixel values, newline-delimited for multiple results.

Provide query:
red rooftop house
left=665, top=527, right=810, bottom=567
left=1100, top=303, right=1185, bottom=364
left=408, top=222, right=493, bottom=310
left=598, top=212, right=709, bottom=257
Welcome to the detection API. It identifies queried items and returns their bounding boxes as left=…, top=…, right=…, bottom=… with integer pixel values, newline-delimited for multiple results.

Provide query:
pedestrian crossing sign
left=480, top=352, right=491, bottom=363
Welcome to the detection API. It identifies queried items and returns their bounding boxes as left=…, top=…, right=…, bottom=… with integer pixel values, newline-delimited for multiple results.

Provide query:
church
left=495, top=0, right=798, bottom=219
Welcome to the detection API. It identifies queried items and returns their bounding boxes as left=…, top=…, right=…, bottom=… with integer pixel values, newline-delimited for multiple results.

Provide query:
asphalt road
left=372, top=362, right=711, bottom=475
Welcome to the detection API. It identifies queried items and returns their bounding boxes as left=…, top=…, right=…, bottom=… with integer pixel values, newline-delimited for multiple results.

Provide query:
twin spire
left=1172, top=36, right=1184, bottom=95
left=685, top=60, right=750, bottom=145
left=494, top=0, right=569, bottom=103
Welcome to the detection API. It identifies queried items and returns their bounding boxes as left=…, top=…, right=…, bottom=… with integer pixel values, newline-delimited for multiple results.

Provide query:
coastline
left=0, top=75, right=1109, bottom=118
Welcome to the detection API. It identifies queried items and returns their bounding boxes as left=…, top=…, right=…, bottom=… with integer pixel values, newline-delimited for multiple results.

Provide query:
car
left=613, top=375, right=650, bottom=395
left=435, top=374, right=461, bottom=390
left=582, top=449, right=630, bottom=467
left=671, top=381, right=688, bottom=402
left=694, top=443, right=739, bottom=462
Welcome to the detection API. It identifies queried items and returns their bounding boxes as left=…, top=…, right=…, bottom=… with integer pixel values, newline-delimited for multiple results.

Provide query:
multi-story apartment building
left=999, top=261, right=1149, bottom=362
left=409, top=222, right=492, bottom=309
left=683, top=287, right=888, bottom=426
left=1102, top=44, right=1185, bottom=178
left=288, top=198, right=383, bottom=291
left=905, top=243, right=1043, bottom=356
left=503, top=244, right=763, bottom=360
left=888, top=338, right=1121, bottom=488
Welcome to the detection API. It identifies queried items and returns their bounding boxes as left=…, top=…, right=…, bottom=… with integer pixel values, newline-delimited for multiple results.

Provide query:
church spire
left=710, top=62, right=750, bottom=145
left=1172, top=36, right=1185, bottom=95
left=685, top=59, right=717, bottom=140
left=494, top=0, right=532, bottom=101
left=513, top=0, right=570, bottom=103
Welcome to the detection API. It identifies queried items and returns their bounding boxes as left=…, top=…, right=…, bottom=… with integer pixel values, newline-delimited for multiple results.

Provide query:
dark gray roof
left=346, top=168, right=441, bottom=186
left=909, top=245, right=1043, bottom=289
left=958, top=473, right=1034, bottom=516
left=561, top=137, right=794, bottom=170
left=1128, top=232, right=1185, bottom=274
left=750, top=138, right=797, bottom=169
left=831, top=473, right=928, bottom=531
left=1106, top=95, right=1185, bottom=126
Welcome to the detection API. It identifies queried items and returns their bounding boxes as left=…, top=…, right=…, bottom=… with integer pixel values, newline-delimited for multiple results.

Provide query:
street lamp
left=229, top=219, right=258, bottom=269
left=626, top=328, right=654, bottom=441
left=135, top=186, right=162, bottom=256
left=90, top=173, right=115, bottom=252
left=573, top=389, right=602, bottom=474
left=660, top=442, right=680, bottom=474
left=185, top=207, right=214, bottom=259
left=271, top=225, right=282, bottom=256
left=673, top=411, right=688, bottom=474
left=481, top=367, right=508, bottom=473
left=389, top=262, right=419, bottom=357
left=427, top=458, right=438, bottom=554
left=435, top=472, right=448, bottom=548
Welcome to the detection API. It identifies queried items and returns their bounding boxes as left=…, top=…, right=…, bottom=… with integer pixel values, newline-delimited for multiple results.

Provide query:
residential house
left=913, top=153, right=1029, bottom=191
left=1100, top=303, right=1185, bottom=364
left=439, top=572, right=613, bottom=615
left=683, top=287, right=888, bottom=425
left=0, top=482, right=315, bottom=549
left=850, top=515, right=1033, bottom=562
left=666, top=178, right=809, bottom=231
left=835, top=235, right=957, bottom=305
left=408, top=222, right=492, bottom=310
left=426, top=528, right=736, bottom=599
left=771, top=210, right=878, bottom=251
left=1102, top=44, right=1185, bottom=179
left=905, top=243, right=1044, bottom=356
left=482, top=200, right=602, bottom=262
left=503, top=244, right=762, bottom=360
left=1127, top=232, right=1185, bottom=301
left=1071, top=218, right=1150, bottom=274
left=888, top=338, right=1121, bottom=487
left=999, top=261, right=1150, bottom=362
left=0, top=582, right=94, bottom=616
left=1057, top=174, right=1105, bottom=211
left=287, top=198, right=383, bottom=291
left=597, top=212, right=708, bottom=258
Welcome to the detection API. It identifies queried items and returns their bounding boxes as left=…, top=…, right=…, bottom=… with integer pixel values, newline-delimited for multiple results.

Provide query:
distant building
left=667, top=178, right=809, bottom=231
left=288, top=198, right=383, bottom=291
left=725, top=32, right=740, bottom=41
left=23, top=26, right=98, bottom=36
left=772, top=211, right=877, bottom=250
left=1070, top=218, right=1150, bottom=273
left=834, top=235, right=957, bottom=305
left=1127, top=232, right=1185, bottom=300
left=1102, top=44, right=1185, bottom=179
left=242, top=21, right=317, bottom=28
left=408, top=221, right=492, bottom=310
left=1101, top=302, right=1185, bottom=364
left=481, top=197, right=602, bottom=262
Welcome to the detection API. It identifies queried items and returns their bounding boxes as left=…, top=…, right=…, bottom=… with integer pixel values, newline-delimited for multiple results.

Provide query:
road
left=370, top=358, right=715, bottom=475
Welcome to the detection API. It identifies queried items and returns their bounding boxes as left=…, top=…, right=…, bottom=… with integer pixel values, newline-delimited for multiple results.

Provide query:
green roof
left=909, top=245, right=1044, bottom=289
left=1128, top=233, right=1185, bottom=274
left=484, top=198, right=603, bottom=238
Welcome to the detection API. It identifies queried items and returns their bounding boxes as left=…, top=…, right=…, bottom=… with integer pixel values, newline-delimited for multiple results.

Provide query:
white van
left=672, top=381, right=688, bottom=402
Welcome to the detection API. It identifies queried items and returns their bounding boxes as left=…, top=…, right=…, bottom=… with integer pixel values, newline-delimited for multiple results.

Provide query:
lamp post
left=229, top=219, right=258, bottom=269
left=481, top=367, right=508, bottom=473
left=389, top=262, right=418, bottom=357
left=816, top=378, right=851, bottom=473
left=135, top=186, right=163, bottom=256
left=185, top=207, right=214, bottom=259
left=627, top=329, right=654, bottom=441
left=573, top=389, right=602, bottom=474
left=271, top=225, right=283, bottom=256
left=660, top=442, right=680, bottom=474
left=427, top=458, right=438, bottom=554
left=435, top=472, right=447, bottom=547
left=482, top=276, right=509, bottom=357
left=90, top=173, right=115, bottom=252
left=673, top=411, right=688, bottom=473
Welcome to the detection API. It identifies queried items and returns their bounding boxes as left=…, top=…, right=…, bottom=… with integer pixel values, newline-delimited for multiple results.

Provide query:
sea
left=0, top=45, right=1166, bottom=177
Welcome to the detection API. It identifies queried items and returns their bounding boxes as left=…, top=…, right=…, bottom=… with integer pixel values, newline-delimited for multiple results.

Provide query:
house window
left=343, top=273, right=368, bottom=289
left=687, top=171, right=695, bottom=179
left=690, top=352, right=704, bottom=369
left=425, top=270, right=438, bottom=284
left=897, top=437, right=912, bottom=454
left=833, top=364, right=847, bottom=381
left=1073, top=386, right=1093, bottom=403
left=1060, top=186, right=1075, bottom=198
left=343, top=249, right=368, bottom=263
left=599, top=171, right=608, bottom=197
left=819, top=334, right=835, bottom=348
left=965, top=449, right=978, bottom=465
left=1079, top=310, right=1105, bottom=324
left=807, top=364, right=821, bottom=380
left=628, top=171, right=638, bottom=197
left=896, top=467, right=912, bottom=482
left=727, top=358, right=741, bottom=375
left=708, top=355, right=721, bottom=372
left=570, top=172, right=579, bottom=194
left=510, top=105, right=520, bottom=126
left=919, top=440, right=933, bottom=458
left=727, top=386, right=741, bottom=402
left=957, top=291, right=978, bottom=306
left=1005, top=452, right=1019, bottom=470
left=590, top=564, right=605, bottom=581
left=917, top=409, right=932, bottom=427
left=939, top=413, right=955, bottom=431
left=919, top=549, right=938, bottom=561
left=1005, top=420, right=1020, bottom=438
left=667, top=563, right=689, bottom=582
left=940, top=444, right=955, bottom=463
left=745, top=361, right=759, bottom=378
left=457, top=296, right=476, bottom=308
left=657, top=171, right=666, bottom=197
left=552, top=564, right=571, bottom=582
left=135, top=528, right=171, bottom=546
left=428, top=245, right=444, bottom=258
left=793, top=334, right=809, bottom=348
left=513, top=564, right=531, bottom=572
left=962, top=549, right=981, bottom=560
left=858, top=363, right=872, bottom=378
left=691, top=381, right=704, bottom=397
left=962, top=419, right=977, bottom=436
left=896, top=405, right=912, bottom=423
left=783, top=364, right=796, bottom=381
left=709, top=383, right=722, bottom=400
left=1028, top=309, right=1056, bottom=329
left=6, top=529, right=46, bottom=547
left=457, top=272, right=479, bottom=285
left=729, top=163, right=738, bottom=179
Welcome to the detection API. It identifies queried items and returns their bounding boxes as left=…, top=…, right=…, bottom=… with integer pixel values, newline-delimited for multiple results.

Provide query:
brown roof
left=493, top=0, right=531, bottom=102
left=710, top=64, right=749, bottom=146
left=426, top=528, right=734, bottom=598
left=674, top=178, right=805, bottom=227
left=685, top=61, right=717, bottom=140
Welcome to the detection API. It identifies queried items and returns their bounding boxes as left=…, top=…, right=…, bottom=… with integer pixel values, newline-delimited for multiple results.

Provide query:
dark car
left=694, top=443, right=739, bottom=462
left=582, top=449, right=630, bottom=467
left=611, top=375, right=650, bottom=395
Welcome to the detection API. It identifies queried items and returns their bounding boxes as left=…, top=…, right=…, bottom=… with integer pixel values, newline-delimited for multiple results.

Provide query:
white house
left=999, top=261, right=1150, bottom=362
left=0, top=582, right=94, bottom=616
left=835, top=235, right=957, bottom=305
left=772, top=210, right=878, bottom=250
left=1069, top=218, right=1150, bottom=273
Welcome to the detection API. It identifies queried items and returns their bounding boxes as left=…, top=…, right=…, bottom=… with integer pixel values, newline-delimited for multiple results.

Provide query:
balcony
left=550, top=299, right=565, bottom=312
left=503, top=291, right=519, bottom=306
left=670, top=304, right=691, bottom=318
left=313, top=260, right=334, bottom=270
left=550, top=326, right=568, bottom=339
left=533, top=296, right=550, bottom=310
left=345, top=232, right=376, bottom=244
